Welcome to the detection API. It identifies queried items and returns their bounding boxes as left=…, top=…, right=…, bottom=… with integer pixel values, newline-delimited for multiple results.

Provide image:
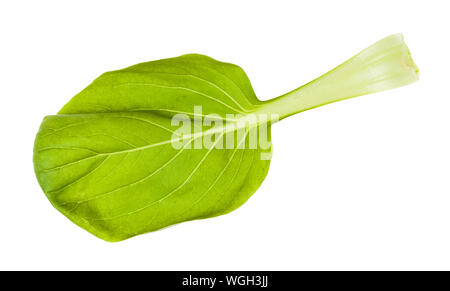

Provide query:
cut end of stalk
left=402, top=38, right=420, bottom=77
left=354, top=33, right=419, bottom=93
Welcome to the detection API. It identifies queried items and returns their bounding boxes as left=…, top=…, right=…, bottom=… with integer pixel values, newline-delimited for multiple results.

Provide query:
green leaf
left=34, top=34, right=419, bottom=241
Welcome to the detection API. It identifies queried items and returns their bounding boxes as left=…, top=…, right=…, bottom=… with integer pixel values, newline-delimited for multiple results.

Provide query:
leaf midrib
left=38, top=115, right=266, bottom=173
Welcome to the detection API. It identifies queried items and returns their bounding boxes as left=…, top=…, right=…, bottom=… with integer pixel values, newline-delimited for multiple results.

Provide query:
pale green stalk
left=258, top=34, right=419, bottom=120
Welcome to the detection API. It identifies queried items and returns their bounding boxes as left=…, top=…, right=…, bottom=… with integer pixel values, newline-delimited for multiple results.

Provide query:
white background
left=1, top=0, right=449, bottom=270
